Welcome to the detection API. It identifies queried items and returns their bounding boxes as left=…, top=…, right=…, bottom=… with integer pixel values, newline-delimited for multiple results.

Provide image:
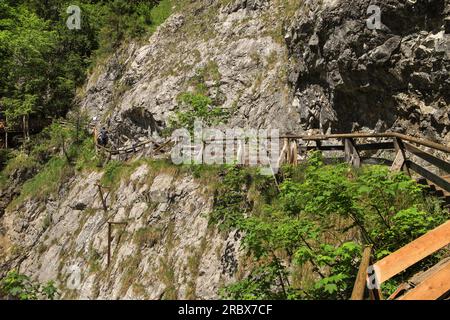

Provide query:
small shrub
left=0, top=270, right=58, bottom=300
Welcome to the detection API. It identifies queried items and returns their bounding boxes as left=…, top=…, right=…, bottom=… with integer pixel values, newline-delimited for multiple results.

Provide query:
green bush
left=168, top=92, right=229, bottom=134
left=3, top=151, right=39, bottom=177
left=0, top=270, right=58, bottom=300
left=215, top=154, right=448, bottom=300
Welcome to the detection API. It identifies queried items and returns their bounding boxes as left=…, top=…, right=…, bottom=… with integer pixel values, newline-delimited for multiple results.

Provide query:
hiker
left=97, top=127, right=109, bottom=146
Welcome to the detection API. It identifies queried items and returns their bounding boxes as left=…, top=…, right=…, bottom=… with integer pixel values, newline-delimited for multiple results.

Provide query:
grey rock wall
left=286, top=0, right=449, bottom=143
left=0, top=165, right=242, bottom=299
left=81, top=0, right=449, bottom=147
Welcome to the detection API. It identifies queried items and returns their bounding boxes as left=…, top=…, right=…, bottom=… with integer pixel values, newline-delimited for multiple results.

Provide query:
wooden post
left=93, top=127, right=98, bottom=153
left=391, top=138, right=410, bottom=175
left=315, top=140, right=322, bottom=150
left=107, top=222, right=112, bottom=267
left=97, top=184, right=108, bottom=213
left=277, top=138, right=289, bottom=168
left=286, top=138, right=292, bottom=165
left=344, top=138, right=361, bottom=168
left=351, top=245, right=372, bottom=300
left=290, top=140, right=298, bottom=165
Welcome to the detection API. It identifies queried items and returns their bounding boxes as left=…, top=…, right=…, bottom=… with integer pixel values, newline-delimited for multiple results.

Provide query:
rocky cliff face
left=1, top=0, right=449, bottom=300
left=81, top=0, right=449, bottom=145
left=81, top=0, right=302, bottom=145
left=287, top=0, right=450, bottom=142
left=1, top=164, right=242, bottom=299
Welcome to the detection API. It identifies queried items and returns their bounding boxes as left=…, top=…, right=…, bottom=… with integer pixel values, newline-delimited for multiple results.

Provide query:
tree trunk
left=26, top=115, right=30, bottom=141
left=23, top=115, right=26, bottom=141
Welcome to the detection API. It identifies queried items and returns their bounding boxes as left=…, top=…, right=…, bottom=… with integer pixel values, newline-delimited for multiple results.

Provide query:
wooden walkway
left=97, top=131, right=450, bottom=203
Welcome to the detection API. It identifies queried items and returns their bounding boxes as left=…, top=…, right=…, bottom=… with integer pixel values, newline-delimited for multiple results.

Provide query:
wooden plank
left=307, top=142, right=394, bottom=152
left=308, top=145, right=344, bottom=151
left=398, top=261, right=450, bottom=300
left=351, top=246, right=372, bottom=300
left=407, top=161, right=450, bottom=193
left=373, top=220, right=450, bottom=283
left=107, top=222, right=112, bottom=267
left=403, top=142, right=450, bottom=173
left=390, top=149, right=406, bottom=172
left=344, top=138, right=361, bottom=168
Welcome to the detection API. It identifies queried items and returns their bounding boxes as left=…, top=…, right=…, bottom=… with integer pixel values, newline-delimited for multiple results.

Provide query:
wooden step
left=397, top=258, right=450, bottom=300
left=417, top=175, right=450, bottom=207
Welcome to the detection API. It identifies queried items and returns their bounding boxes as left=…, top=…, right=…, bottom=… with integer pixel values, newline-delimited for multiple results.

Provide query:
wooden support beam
left=391, top=149, right=406, bottom=172
left=351, top=245, right=372, bottom=300
left=398, top=260, right=450, bottom=300
left=97, top=184, right=108, bottom=213
left=403, top=142, right=450, bottom=173
left=407, top=161, right=450, bottom=193
left=107, top=222, right=112, bottom=267
left=290, top=140, right=298, bottom=165
left=286, top=138, right=292, bottom=165
left=344, top=138, right=361, bottom=168
left=373, top=220, right=450, bottom=284
left=277, top=138, right=289, bottom=168
left=315, top=140, right=322, bottom=150
left=391, top=138, right=409, bottom=174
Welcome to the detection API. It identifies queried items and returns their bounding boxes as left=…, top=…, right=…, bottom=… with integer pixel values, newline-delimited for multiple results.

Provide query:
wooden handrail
left=373, top=220, right=450, bottom=284
left=279, top=132, right=449, bottom=153
left=407, top=161, right=450, bottom=192
left=403, top=142, right=450, bottom=173
left=98, top=132, right=449, bottom=156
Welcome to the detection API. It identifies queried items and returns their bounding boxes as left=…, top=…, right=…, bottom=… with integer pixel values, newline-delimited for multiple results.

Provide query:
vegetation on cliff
left=210, top=153, right=448, bottom=299
left=0, top=0, right=172, bottom=139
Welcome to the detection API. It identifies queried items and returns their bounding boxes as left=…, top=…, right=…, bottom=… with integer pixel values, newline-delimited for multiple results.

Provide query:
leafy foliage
left=0, top=0, right=171, bottom=134
left=0, top=270, right=58, bottom=300
left=169, top=92, right=229, bottom=133
left=214, top=153, right=448, bottom=300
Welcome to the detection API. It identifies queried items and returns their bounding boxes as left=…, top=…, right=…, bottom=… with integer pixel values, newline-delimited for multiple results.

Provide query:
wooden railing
left=95, top=131, right=450, bottom=195
left=277, top=132, right=449, bottom=196
left=351, top=221, right=450, bottom=300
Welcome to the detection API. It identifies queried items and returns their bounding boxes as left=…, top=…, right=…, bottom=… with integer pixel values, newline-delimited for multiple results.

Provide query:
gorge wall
left=81, top=0, right=449, bottom=145
left=1, top=0, right=449, bottom=299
